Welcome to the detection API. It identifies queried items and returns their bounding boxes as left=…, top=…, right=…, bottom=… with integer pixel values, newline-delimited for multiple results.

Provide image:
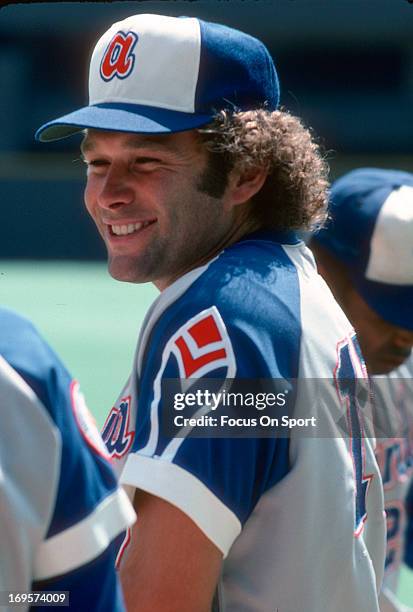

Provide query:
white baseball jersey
left=103, top=231, right=386, bottom=611
left=0, top=308, right=136, bottom=611
left=374, top=356, right=413, bottom=612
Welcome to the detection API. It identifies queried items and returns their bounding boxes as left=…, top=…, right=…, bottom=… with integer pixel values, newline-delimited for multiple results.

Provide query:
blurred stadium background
left=1, top=0, right=413, bottom=602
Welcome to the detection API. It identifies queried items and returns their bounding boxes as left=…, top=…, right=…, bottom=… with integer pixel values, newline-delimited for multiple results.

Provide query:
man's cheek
left=84, top=188, right=97, bottom=219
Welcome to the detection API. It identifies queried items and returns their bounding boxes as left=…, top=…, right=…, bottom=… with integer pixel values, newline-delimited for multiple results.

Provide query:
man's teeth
left=111, top=221, right=151, bottom=236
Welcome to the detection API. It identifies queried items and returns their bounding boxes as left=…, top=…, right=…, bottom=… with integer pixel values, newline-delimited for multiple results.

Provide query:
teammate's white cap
left=314, top=168, right=413, bottom=331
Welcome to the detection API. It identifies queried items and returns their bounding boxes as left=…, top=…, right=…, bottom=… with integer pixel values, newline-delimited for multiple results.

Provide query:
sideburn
left=196, top=150, right=234, bottom=199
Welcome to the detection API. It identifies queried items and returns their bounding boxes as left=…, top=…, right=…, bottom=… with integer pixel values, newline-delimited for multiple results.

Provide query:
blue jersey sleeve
left=120, top=242, right=301, bottom=554
left=0, top=308, right=135, bottom=611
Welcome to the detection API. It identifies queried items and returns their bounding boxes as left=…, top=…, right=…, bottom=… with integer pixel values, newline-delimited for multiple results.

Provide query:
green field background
left=1, top=260, right=412, bottom=604
left=0, top=261, right=157, bottom=425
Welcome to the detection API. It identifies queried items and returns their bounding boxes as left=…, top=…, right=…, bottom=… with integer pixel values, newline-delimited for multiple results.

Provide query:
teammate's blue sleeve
left=0, top=355, right=60, bottom=598
left=0, top=308, right=135, bottom=611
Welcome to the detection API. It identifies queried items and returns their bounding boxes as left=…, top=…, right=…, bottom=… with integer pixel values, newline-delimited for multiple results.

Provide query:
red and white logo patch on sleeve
left=169, top=307, right=236, bottom=379
left=134, top=307, right=236, bottom=459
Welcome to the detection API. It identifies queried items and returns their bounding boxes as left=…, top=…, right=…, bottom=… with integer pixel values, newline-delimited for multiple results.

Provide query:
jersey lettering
left=335, top=335, right=373, bottom=536
left=385, top=503, right=404, bottom=571
left=380, top=442, right=407, bottom=489
left=102, top=396, right=135, bottom=458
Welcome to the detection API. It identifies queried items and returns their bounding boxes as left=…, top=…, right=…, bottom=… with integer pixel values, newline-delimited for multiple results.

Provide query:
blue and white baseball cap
left=314, top=168, right=413, bottom=331
left=35, top=13, right=279, bottom=142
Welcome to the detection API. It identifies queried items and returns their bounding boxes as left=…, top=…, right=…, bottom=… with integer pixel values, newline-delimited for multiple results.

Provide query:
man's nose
left=97, top=165, right=135, bottom=210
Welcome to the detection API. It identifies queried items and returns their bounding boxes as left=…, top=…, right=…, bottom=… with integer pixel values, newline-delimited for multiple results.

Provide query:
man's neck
left=154, top=212, right=261, bottom=292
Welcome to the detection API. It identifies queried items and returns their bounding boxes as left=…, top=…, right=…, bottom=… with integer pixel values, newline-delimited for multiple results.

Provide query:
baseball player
left=406, top=479, right=413, bottom=570
left=36, top=14, right=386, bottom=611
left=0, top=306, right=136, bottom=611
left=310, top=168, right=413, bottom=612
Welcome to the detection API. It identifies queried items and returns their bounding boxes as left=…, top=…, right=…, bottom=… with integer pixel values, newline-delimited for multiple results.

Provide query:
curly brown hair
left=197, top=108, right=329, bottom=232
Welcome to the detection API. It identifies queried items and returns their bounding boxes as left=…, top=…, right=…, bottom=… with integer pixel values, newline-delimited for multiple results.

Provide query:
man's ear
left=225, top=165, right=268, bottom=208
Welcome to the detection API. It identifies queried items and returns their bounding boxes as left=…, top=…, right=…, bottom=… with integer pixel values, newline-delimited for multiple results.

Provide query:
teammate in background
left=310, top=168, right=413, bottom=612
left=0, top=307, right=136, bottom=611
left=36, top=14, right=386, bottom=612
left=406, top=479, right=413, bottom=571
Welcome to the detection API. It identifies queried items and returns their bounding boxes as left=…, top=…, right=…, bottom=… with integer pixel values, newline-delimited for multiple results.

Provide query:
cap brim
left=35, top=103, right=214, bottom=142
left=354, top=276, right=413, bottom=332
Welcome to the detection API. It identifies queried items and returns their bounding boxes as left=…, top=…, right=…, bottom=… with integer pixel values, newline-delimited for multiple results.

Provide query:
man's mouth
left=109, top=220, right=156, bottom=236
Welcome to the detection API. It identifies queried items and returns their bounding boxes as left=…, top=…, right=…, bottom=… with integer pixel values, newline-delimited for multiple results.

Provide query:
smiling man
left=36, top=13, right=386, bottom=612
left=80, top=129, right=255, bottom=289
left=310, top=168, right=413, bottom=612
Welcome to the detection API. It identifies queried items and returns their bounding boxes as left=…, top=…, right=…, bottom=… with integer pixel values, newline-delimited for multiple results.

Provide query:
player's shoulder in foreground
left=0, top=305, right=44, bottom=342
left=0, top=306, right=73, bottom=414
left=0, top=306, right=69, bottom=376
left=141, top=230, right=353, bottom=383
left=199, top=229, right=303, bottom=308
left=140, top=231, right=308, bottom=382
left=0, top=312, right=135, bottom=609
left=165, top=230, right=304, bottom=333
left=167, top=229, right=344, bottom=342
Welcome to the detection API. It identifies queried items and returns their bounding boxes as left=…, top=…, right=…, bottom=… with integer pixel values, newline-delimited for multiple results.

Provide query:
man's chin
left=370, top=356, right=410, bottom=376
left=108, top=258, right=149, bottom=284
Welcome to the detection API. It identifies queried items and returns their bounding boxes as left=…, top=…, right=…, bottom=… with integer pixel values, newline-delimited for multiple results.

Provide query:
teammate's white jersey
left=373, top=356, right=413, bottom=612
left=0, top=308, right=136, bottom=611
left=103, top=231, right=386, bottom=611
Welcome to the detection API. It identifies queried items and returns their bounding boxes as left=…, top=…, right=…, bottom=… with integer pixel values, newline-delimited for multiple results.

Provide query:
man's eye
left=134, top=157, right=162, bottom=167
left=86, top=159, right=108, bottom=167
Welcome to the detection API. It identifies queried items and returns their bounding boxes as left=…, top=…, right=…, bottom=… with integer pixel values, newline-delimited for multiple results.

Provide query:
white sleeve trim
left=120, top=453, right=241, bottom=557
left=33, top=487, right=136, bottom=581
